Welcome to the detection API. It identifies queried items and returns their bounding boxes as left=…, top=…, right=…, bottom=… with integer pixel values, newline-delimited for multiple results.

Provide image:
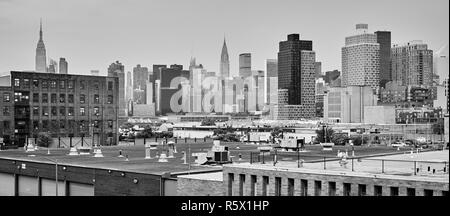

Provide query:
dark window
left=59, top=120, right=65, bottom=129
left=108, top=81, right=113, bottom=91
left=68, top=107, right=74, bottom=116
left=42, top=120, right=49, bottom=130
left=68, top=94, right=74, bottom=103
left=328, top=182, right=336, bottom=196
left=42, top=80, right=48, bottom=89
left=93, top=81, right=99, bottom=90
left=59, top=107, right=65, bottom=116
left=33, top=121, right=39, bottom=130
left=80, top=107, right=85, bottom=116
left=42, top=107, right=49, bottom=116
left=80, top=94, right=86, bottom=104
left=80, top=81, right=85, bottom=90
left=51, top=94, right=57, bottom=103
left=107, top=95, right=113, bottom=104
left=107, top=120, right=113, bottom=128
left=42, top=94, right=48, bottom=103
left=314, top=181, right=322, bottom=196
left=51, top=120, right=58, bottom=130
left=262, top=176, right=269, bottom=196
left=424, top=189, right=433, bottom=196
left=3, top=121, right=10, bottom=130
left=33, top=79, right=39, bottom=88
left=239, top=174, right=245, bottom=196
left=301, top=180, right=308, bottom=196
left=228, top=173, right=234, bottom=196
left=3, top=107, right=10, bottom=116
left=59, top=80, right=66, bottom=89
left=51, top=106, right=57, bottom=116
left=94, top=107, right=100, bottom=116
left=59, top=94, right=65, bottom=103
left=68, top=80, right=74, bottom=89
left=390, top=187, right=399, bottom=196
left=274, top=177, right=281, bottom=196
left=250, top=175, right=257, bottom=196
left=32, top=106, right=39, bottom=116
left=358, top=184, right=367, bottom=196
left=32, top=93, right=39, bottom=103
left=343, top=183, right=351, bottom=196
left=94, top=94, right=100, bottom=104
left=3, top=93, right=10, bottom=102
left=23, top=79, right=30, bottom=88
left=374, top=186, right=383, bottom=196
left=288, top=178, right=295, bottom=196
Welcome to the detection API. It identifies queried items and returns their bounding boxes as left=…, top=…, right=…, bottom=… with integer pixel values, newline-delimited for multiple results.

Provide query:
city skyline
left=0, top=0, right=448, bottom=76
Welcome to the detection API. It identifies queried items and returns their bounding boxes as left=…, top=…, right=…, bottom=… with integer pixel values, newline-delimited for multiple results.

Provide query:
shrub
left=37, top=132, right=53, bottom=147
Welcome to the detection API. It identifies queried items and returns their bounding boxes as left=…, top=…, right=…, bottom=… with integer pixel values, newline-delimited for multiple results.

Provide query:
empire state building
left=35, top=20, right=47, bottom=72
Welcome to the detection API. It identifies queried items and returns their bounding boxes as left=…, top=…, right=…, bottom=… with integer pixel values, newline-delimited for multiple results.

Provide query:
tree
left=315, top=126, right=334, bottom=143
left=37, top=132, right=53, bottom=147
left=136, top=125, right=153, bottom=138
left=331, top=133, right=348, bottom=145
left=432, top=118, right=445, bottom=135
left=201, top=118, right=216, bottom=126
left=271, top=127, right=283, bottom=139
left=350, top=136, right=369, bottom=146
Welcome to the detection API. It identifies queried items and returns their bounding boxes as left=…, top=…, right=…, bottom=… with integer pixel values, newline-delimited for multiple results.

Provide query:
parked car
left=391, top=142, right=407, bottom=147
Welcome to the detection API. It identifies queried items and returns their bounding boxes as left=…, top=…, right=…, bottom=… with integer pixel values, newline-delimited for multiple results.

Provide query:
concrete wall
left=364, top=106, right=396, bottom=124
left=223, top=165, right=449, bottom=196
left=177, top=176, right=224, bottom=196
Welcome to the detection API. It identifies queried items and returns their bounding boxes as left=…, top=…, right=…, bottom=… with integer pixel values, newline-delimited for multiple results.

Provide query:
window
left=51, top=120, right=58, bottom=130
left=80, top=81, right=85, bottom=90
left=274, top=177, right=281, bottom=196
left=51, top=106, right=57, bottom=116
left=80, top=107, right=85, bottom=116
left=228, top=173, right=234, bottom=196
left=68, top=94, right=74, bottom=103
left=42, top=80, right=48, bottom=89
left=3, top=121, right=10, bottom=130
left=93, top=120, right=99, bottom=128
left=33, top=121, right=39, bottom=130
left=51, top=94, right=57, bottom=103
left=59, top=120, right=66, bottom=129
left=3, top=106, right=10, bottom=115
left=59, top=94, right=65, bottom=103
left=68, top=80, right=74, bottom=89
left=42, top=120, right=49, bottom=130
left=42, top=107, right=49, bottom=116
left=107, top=120, right=113, bottom=129
left=390, top=187, right=399, bottom=196
left=424, top=189, right=433, bottom=196
left=32, top=107, right=39, bottom=116
left=314, top=181, right=322, bottom=196
left=262, top=176, right=269, bottom=196
left=80, top=94, right=86, bottom=104
left=358, top=184, right=367, bottom=196
left=14, top=92, right=29, bottom=103
left=374, top=186, right=383, bottom=196
left=59, top=107, right=65, bottom=116
left=108, top=81, right=113, bottom=91
left=68, top=107, right=74, bottom=116
left=93, top=81, right=99, bottom=90
left=288, top=178, right=295, bottom=196
left=301, top=180, right=308, bottom=196
left=94, top=107, right=100, bottom=116
left=23, top=79, right=30, bottom=88
left=239, top=174, right=245, bottom=196
left=3, top=93, right=10, bottom=102
left=59, top=80, right=66, bottom=89
left=32, top=93, right=39, bottom=103
left=328, top=182, right=336, bottom=196
left=32, top=80, right=39, bottom=89
left=94, top=94, right=100, bottom=104
left=107, top=95, right=113, bottom=104
left=250, top=175, right=257, bottom=196
left=42, top=94, right=48, bottom=103
left=343, top=183, right=351, bottom=196
left=50, top=80, right=57, bottom=88
left=14, top=78, right=20, bottom=87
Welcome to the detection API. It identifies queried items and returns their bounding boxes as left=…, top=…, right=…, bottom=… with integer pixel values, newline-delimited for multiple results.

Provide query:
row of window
left=30, top=93, right=113, bottom=104
left=32, top=106, right=101, bottom=116
left=227, top=174, right=445, bottom=196
left=30, top=120, right=114, bottom=131
left=14, top=78, right=114, bottom=91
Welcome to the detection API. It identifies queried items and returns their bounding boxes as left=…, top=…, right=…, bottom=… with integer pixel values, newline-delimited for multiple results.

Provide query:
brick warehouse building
left=2, top=71, right=119, bottom=147
left=0, top=86, right=14, bottom=144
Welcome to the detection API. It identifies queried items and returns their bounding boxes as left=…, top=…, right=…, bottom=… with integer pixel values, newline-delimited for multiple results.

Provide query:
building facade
left=59, top=58, right=68, bottom=74
left=9, top=71, right=119, bottom=146
left=239, top=53, right=252, bottom=78
left=342, top=24, right=380, bottom=91
left=375, top=31, right=392, bottom=88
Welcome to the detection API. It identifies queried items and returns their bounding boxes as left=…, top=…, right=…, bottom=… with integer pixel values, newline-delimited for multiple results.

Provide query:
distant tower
left=59, top=58, right=68, bottom=74
left=220, top=38, right=230, bottom=78
left=35, top=19, right=47, bottom=72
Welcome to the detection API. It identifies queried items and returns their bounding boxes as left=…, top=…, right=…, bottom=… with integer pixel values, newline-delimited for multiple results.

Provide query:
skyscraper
left=273, top=34, right=316, bottom=119
left=108, top=61, right=126, bottom=116
left=59, top=58, right=68, bottom=74
left=220, top=38, right=230, bottom=78
left=375, top=31, right=392, bottom=88
left=315, top=62, right=322, bottom=78
left=47, top=59, right=57, bottom=73
left=342, top=24, right=380, bottom=91
left=133, top=64, right=149, bottom=104
left=265, top=59, right=278, bottom=105
left=35, top=19, right=47, bottom=72
left=391, top=41, right=433, bottom=87
left=239, top=53, right=251, bottom=78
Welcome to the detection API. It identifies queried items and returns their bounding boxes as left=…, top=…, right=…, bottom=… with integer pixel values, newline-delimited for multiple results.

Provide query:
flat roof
left=177, top=171, right=223, bottom=181
left=0, top=145, right=221, bottom=176
left=225, top=150, right=449, bottom=183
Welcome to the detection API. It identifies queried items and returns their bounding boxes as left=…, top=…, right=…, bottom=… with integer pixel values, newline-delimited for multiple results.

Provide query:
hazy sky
left=0, top=0, right=448, bottom=76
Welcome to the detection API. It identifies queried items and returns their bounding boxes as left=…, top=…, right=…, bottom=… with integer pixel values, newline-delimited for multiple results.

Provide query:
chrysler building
left=220, top=37, right=230, bottom=77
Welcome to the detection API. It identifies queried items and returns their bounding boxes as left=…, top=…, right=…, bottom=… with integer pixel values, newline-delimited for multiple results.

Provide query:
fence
left=119, top=137, right=215, bottom=146
left=27, top=137, right=94, bottom=148
left=249, top=150, right=449, bottom=177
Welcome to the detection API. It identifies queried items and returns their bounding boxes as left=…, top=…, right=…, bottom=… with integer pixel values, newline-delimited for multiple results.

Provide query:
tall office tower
left=47, top=59, right=57, bottom=73
left=126, top=71, right=133, bottom=102
left=274, top=34, right=316, bottom=119
left=239, top=53, right=252, bottom=78
left=265, top=59, right=278, bottom=104
left=132, top=64, right=149, bottom=104
left=391, top=41, right=433, bottom=87
left=152, top=64, right=167, bottom=113
left=434, top=44, right=449, bottom=85
left=342, top=24, right=380, bottom=92
left=59, top=58, right=68, bottom=74
left=375, top=31, right=392, bottom=88
left=108, top=61, right=126, bottom=116
left=35, top=19, right=47, bottom=72
left=91, top=70, right=100, bottom=76
left=315, top=62, right=322, bottom=78
left=220, top=38, right=230, bottom=78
